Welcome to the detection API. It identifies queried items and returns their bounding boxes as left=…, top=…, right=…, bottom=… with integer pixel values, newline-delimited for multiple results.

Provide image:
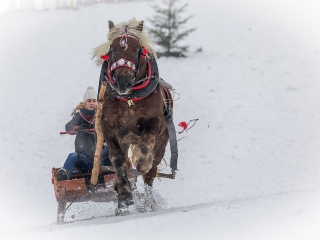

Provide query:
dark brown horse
left=93, top=19, right=177, bottom=212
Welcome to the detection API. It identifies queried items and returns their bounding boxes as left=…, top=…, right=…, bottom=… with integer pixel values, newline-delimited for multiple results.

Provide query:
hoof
left=115, top=206, right=130, bottom=216
left=118, top=198, right=134, bottom=208
left=115, top=197, right=134, bottom=216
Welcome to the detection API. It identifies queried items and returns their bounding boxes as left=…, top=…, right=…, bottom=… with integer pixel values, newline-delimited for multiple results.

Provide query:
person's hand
left=72, top=126, right=80, bottom=133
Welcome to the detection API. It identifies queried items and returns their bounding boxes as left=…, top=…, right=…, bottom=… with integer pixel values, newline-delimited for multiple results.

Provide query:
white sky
left=0, top=0, right=10, bottom=14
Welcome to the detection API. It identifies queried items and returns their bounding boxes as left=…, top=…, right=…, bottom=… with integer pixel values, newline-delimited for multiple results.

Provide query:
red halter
left=100, top=43, right=151, bottom=92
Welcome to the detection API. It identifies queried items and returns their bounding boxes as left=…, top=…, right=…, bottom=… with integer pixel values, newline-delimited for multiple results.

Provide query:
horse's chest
left=105, top=105, right=141, bottom=128
left=124, top=109, right=145, bottom=128
left=122, top=108, right=136, bottom=118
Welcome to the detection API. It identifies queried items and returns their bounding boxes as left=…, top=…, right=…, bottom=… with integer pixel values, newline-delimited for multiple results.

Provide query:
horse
left=92, top=19, right=178, bottom=212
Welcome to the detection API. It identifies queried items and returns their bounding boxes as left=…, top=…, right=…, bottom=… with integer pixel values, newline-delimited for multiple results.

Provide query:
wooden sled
left=51, top=166, right=137, bottom=224
left=51, top=166, right=175, bottom=224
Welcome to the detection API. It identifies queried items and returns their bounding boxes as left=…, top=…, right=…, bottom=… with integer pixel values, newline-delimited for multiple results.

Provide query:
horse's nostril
left=126, top=83, right=132, bottom=88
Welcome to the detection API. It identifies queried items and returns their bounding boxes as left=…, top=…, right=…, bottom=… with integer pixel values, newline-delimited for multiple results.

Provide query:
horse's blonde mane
left=92, top=18, right=157, bottom=66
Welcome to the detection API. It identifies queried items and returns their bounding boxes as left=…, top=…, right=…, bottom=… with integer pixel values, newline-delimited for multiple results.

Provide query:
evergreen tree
left=148, top=0, right=195, bottom=57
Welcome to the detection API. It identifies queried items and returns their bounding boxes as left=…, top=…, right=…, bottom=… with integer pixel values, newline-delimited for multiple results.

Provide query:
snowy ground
left=1, top=0, right=320, bottom=239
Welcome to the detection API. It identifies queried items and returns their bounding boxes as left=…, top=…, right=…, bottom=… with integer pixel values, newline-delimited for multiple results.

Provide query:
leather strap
left=165, top=109, right=178, bottom=172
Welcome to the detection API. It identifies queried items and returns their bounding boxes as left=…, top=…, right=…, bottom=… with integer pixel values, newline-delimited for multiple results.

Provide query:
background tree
left=148, top=0, right=195, bottom=58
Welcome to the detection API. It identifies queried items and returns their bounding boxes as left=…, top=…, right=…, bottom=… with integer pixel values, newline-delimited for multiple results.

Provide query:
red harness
left=107, top=59, right=152, bottom=92
left=100, top=43, right=156, bottom=103
left=100, top=44, right=147, bottom=74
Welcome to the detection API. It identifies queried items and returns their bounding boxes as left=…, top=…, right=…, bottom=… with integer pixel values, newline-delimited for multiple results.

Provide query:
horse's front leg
left=138, top=130, right=169, bottom=212
left=143, top=129, right=169, bottom=186
left=110, top=145, right=133, bottom=209
left=132, top=135, right=158, bottom=212
left=134, top=134, right=156, bottom=177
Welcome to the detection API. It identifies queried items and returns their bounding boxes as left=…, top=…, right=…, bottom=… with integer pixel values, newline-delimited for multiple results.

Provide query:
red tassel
left=141, top=46, right=148, bottom=57
left=100, top=55, right=110, bottom=60
left=178, top=119, right=199, bottom=134
left=178, top=121, right=188, bottom=131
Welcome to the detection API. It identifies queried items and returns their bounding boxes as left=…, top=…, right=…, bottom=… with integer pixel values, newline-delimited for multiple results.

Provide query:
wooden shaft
left=156, top=172, right=175, bottom=179
left=91, top=82, right=107, bottom=186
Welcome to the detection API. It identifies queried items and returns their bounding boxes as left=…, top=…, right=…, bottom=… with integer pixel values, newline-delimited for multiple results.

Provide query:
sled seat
left=51, top=167, right=118, bottom=202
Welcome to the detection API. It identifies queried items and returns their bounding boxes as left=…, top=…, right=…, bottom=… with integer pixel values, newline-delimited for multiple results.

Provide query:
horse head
left=108, top=20, right=148, bottom=95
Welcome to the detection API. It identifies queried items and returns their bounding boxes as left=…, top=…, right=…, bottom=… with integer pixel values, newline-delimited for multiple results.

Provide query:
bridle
left=98, top=28, right=160, bottom=105
left=107, top=34, right=149, bottom=87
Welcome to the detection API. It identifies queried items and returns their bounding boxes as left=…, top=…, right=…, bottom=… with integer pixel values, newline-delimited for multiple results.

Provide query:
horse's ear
left=136, top=21, right=144, bottom=31
left=108, top=20, right=115, bottom=30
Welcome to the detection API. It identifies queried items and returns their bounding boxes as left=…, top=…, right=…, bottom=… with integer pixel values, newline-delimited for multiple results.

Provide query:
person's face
left=85, top=99, right=97, bottom=110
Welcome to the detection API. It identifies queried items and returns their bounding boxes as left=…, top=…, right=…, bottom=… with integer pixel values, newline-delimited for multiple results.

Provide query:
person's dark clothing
left=65, top=108, right=96, bottom=161
left=64, top=108, right=111, bottom=175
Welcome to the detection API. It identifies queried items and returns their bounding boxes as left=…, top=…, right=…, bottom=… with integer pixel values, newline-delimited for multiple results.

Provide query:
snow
left=1, top=0, right=320, bottom=239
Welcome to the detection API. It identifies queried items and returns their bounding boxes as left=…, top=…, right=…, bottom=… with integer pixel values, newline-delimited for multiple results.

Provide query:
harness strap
left=161, top=86, right=178, bottom=175
left=165, top=111, right=178, bottom=174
